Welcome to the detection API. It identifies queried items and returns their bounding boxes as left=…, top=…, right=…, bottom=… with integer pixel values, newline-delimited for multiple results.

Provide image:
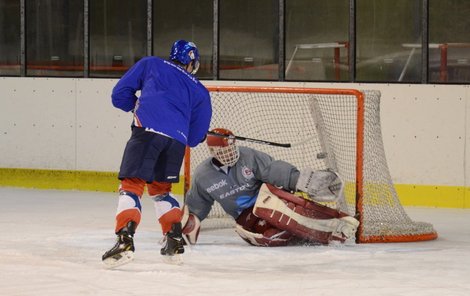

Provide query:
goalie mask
left=207, top=128, right=240, bottom=167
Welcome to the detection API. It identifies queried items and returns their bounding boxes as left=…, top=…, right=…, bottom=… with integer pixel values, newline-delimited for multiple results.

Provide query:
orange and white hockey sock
left=115, top=191, right=142, bottom=233
left=152, top=193, right=182, bottom=234
left=114, top=178, right=146, bottom=233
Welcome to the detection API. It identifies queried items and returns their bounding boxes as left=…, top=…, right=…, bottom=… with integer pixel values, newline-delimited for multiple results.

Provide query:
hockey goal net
left=184, top=86, right=437, bottom=243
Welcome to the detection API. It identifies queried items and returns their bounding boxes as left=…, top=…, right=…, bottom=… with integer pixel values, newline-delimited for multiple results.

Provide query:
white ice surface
left=0, top=187, right=469, bottom=296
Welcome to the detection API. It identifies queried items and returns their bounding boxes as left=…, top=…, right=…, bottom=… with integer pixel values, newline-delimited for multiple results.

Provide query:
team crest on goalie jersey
left=241, top=166, right=254, bottom=180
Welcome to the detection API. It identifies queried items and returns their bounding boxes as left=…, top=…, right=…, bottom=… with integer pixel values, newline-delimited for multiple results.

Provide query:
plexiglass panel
left=219, top=0, right=278, bottom=80
left=153, top=0, right=213, bottom=79
left=285, top=0, right=349, bottom=81
left=356, top=0, right=422, bottom=82
left=26, top=1, right=84, bottom=77
left=89, top=0, right=147, bottom=78
left=1, top=0, right=469, bottom=83
left=429, top=0, right=470, bottom=83
left=0, top=0, right=20, bottom=76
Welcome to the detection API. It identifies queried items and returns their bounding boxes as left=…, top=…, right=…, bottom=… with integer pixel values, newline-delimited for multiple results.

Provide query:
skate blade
left=161, top=254, right=183, bottom=265
left=102, top=251, right=134, bottom=269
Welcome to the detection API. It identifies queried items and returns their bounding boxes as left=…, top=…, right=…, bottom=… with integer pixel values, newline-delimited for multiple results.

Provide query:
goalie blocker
left=235, top=184, right=359, bottom=246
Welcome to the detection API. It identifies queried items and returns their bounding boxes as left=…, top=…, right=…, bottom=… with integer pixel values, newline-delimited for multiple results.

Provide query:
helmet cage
left=208, top=143, right=240, bottom=167
left=206, top=128, right=240, bottom=166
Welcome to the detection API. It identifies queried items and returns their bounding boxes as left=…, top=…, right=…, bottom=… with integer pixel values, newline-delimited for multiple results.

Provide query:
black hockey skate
left=160, top=222, right=184, bottom=264
left=102, top=221, right=136, bottom=268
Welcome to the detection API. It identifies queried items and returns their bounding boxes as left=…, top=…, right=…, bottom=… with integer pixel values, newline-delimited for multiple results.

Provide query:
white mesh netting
left=186, top=87, right=437, bottom=243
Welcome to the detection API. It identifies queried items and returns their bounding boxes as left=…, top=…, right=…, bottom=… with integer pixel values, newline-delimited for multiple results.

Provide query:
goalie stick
left=207, top=131, right=291, bottom=148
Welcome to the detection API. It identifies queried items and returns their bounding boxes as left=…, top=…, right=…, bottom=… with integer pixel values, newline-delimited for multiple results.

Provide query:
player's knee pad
left=234, top=207, right=294, bottom=247
left=150, top=192, right=180, bottom=208
left=117, top=191, right=142, bottom=213
left=253, top=184, right=359, bottom=244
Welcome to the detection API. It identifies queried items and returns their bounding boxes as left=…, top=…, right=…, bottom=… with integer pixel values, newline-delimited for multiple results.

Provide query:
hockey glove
left=296, top=168, right=343, bottom=202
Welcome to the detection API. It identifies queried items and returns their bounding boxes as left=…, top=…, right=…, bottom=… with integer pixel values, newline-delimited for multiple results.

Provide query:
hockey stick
left=207, top=131, right=291, bottom=148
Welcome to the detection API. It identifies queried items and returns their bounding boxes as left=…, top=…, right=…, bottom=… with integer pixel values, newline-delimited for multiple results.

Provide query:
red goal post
left=184, top=86, right=437, bottom=244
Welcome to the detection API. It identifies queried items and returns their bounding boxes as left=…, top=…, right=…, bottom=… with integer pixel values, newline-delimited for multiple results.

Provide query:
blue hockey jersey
left=111, top=56, right=212, bottom=147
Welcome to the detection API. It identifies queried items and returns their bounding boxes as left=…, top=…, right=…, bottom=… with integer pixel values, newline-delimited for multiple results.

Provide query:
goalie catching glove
left=296, top=168, right=343, bottom=202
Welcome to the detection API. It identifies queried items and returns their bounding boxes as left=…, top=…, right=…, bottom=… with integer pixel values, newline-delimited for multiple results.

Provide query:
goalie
left=183, top=128, right=359, bottom=247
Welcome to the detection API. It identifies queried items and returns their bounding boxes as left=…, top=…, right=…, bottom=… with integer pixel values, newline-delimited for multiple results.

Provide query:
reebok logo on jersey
left=206, top=179, right=228, bottom=193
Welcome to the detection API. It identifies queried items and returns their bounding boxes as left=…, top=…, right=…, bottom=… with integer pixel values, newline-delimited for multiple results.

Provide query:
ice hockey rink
left=0, top=187, right=469, bottom=296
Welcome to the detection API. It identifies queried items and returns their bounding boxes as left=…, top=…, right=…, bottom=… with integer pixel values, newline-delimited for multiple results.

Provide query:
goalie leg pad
left=254, top=184, right=359, bottom=244
left=235, top=224, right=293, bottom=247
left=181, top=205, right=201, bottom=245
left=235, top=207, right=294, bottom=247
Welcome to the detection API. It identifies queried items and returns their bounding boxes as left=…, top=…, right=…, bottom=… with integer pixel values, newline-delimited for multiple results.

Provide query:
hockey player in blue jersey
left=102, top=40, right=212, bottom=267
left=182, top=128, right=359, bottom=247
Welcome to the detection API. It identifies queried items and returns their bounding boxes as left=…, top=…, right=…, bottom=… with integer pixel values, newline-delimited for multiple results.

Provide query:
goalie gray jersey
left=185, top=146, right=300, bottom=221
